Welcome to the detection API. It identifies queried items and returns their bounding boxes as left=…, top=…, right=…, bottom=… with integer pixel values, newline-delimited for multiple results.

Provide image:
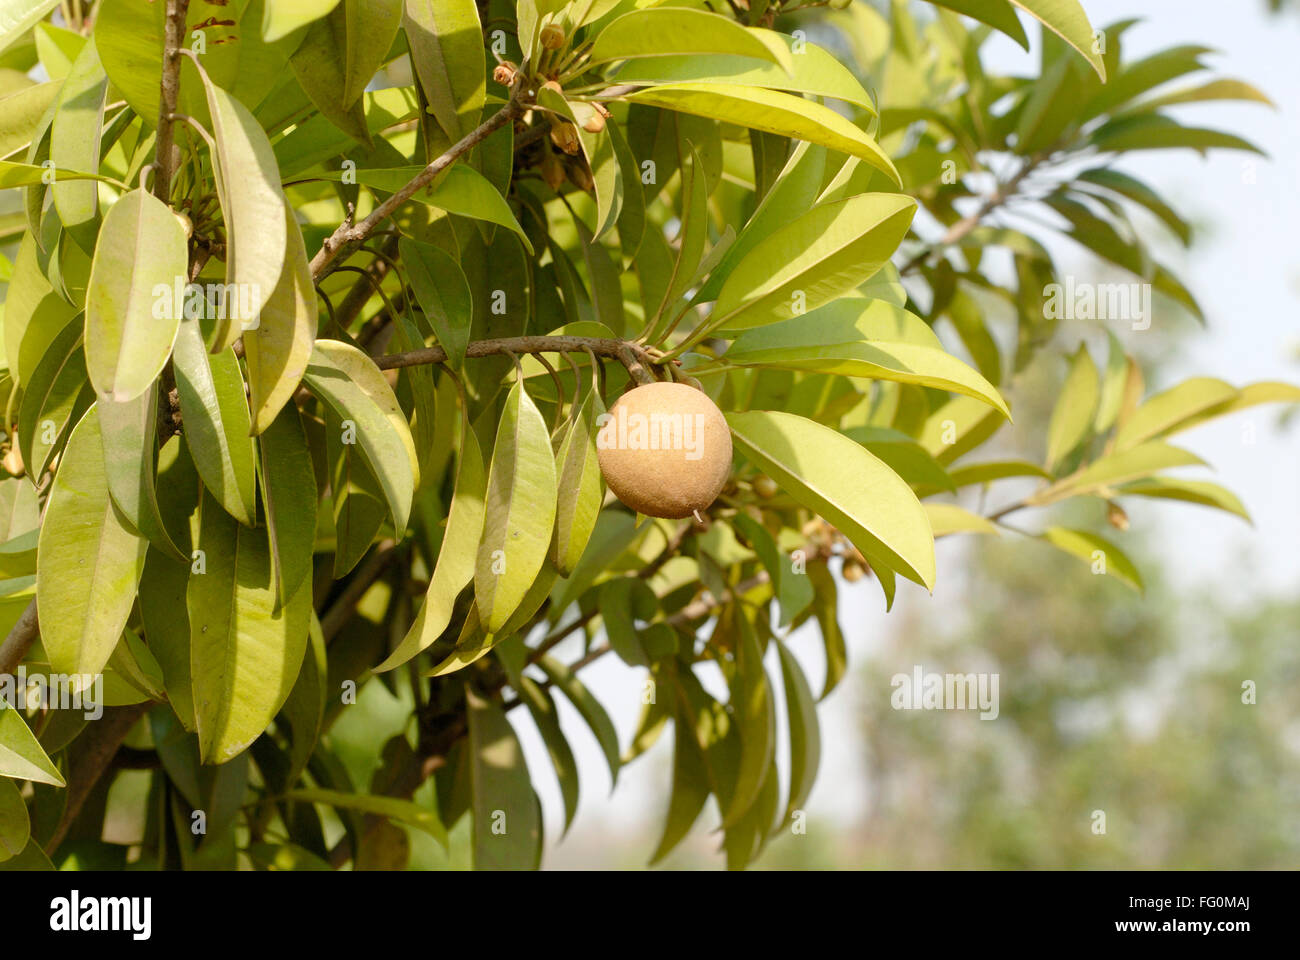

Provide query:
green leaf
left=314, top=165, right=533, bottom=253
left=1039, top=527, right=1142, bottom=591
left=376, top=409, right=484, bottom=672
left=84, top=189, right=187, bottom=402
left=650, top=667, right=711, bottom=863
left=189, top=489, right=312, bottom=763
left=172, top=318, right=258, bottom=526
left=0, top=776, right=29, bottom=861
left=724, top=299, right=1009, bottom=417
left=589, top=8, right=788, bottom=69
left=1118, top=77, right=1274, bottom=114
left=342, top=0, right=402, bottom=108
left=99, top=382, right=186, bottom=562
left=49, top=38, right=107, bottom=250
left=474, top=379, right=557, bottom=635
left=16, top=315, right=89, bottom=482
left=279, top=611, right=327, bottom=782
left=258, top=404, right=318, bottom=606
left=774, top=637, right=820, bottom=829
left=0, top=83, right=59, bottom=161
left=1118, top=477, right=1250, bottom=522
left=613, top=34, right=875, bottom=112
left=302, top=339, right=420, bottom=533
left=1090, top=114, right=1264, bottom=156
left=36, top=406, right=145, bottom=680
left=0, top=0, right=59, bottom=57
left=804, top=563, right=846, bottom=699
left=920, top=394, right=1006, bottom=465
left=244, top=207, right=317, bottom=435
left=727, top=410, right=935, bottom=589
left=516, top=675, right=579, bottom=834
left=537, top=654, right=620, bottom=786
left=927, top=0, right=1028, bottom=49
left=1043, top=441, right=1206, bottom=498
left=1093, top=330, right=1128, bottom=433
left=399, top=238, right=472, bottom=368
left=466, top=687, right=541, bottom=870
left=721, top=608, right=775, bottom=827
left=287, top=787, right=446, bottom=845
left=1077, top=167, right=1191, bottom=246
left=622, top=84, right=900, bottom=184
left=1010, top=0, right=1106, bottom=80
left=403, top=0, right=484, bottom=142
left=946, top=460, right=1051, bottom=487
left=709, top=194, right=916, bottom=333
left=288, top=4, right=372, bottom=146
left=1044, top=344, right=1098, bottom=472
left=0, top=700, right=64, bottom=785
left=1113, top=377, right=1239, bottom=451
left=197, top=69, right=289, bottom=350
left=924, top=503, right=1000, bottom=537
left=551, top=376, right=604, bottom=576
left=263, top=0, right=342, bottom=42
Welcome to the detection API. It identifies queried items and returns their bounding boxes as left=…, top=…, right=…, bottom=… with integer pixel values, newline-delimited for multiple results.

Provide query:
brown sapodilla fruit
left=596, top=381, right=732, bottom=520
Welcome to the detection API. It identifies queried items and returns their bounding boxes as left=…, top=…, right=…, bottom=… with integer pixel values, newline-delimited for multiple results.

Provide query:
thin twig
left=309, top=97, right=527, bottom=282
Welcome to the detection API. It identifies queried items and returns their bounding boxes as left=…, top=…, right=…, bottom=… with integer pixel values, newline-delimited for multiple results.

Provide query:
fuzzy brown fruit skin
left=596, top=381, right=732, bottom=520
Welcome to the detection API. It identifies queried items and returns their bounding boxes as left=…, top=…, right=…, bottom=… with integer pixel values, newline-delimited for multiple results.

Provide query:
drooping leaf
left=288, top=4, right=372, bottom=145
left=49, top=38, right=107, bottom=250
left=466, top=687, right=541, bottom=870
left=376, top=409, right=484, bottom=671
left=774, top=637, right=820, bottom=830
left=286, top=787, right=446, bottom=845
left=1039, top=526, right=1142, bottom=591
left=0, top=700, right=64, bottom=785
left=172, top=318, right=258, bottom=526
left=258, top=404, right=319, bottom=606
left=515, top=675, right=580, bottom=834
left=537, top=654, right=620, bottom=786
left=403, top=0, right=484, bottom=142
left=302, top=339, right=420, bottom=533
left=195, top=69, right=289, bottom=350
left=84, top=189, right=186, bottom=402
left=342, top=0, right=402, bottom=108
left=37, top=406, right=146, bottom=681
left=1044, top=343, right=1099, bottom=472
left=244, top=206, right=317, bottom=435
left=98, top=382, right=186, bottom=561
left=399, top=237, right=472, bottom=369
left=474, top=379, right=557, bottom=635
left=551, top=382, right=604, bottom=576
left=189, top=489, right=312, bottom=764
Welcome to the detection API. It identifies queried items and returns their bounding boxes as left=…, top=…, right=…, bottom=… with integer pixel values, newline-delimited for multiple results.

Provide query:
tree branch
left=151, top=0, right=192, bottom=203
left=309, top=97, right=527, bottom=282
left=374, top=334, right=663, bottom=383
left=898, top=157, right=1040, bottom=275
left=0, top=599, right=38, bottom=678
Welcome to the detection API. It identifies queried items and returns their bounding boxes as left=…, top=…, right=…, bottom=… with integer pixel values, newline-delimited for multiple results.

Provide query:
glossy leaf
left=0, top=701, right=64, bottom=785
left=189, top=489, right=312, bottom=763
left=1044, top=344, right=1099, bottom=472
left=622, top=84, right=900, bottom=185
left=474, top=379, right=557, bottom=635
left=37, top=406, right=146, bottom=680
left=84, top=189, right=186, bottom=402
left=172, top=318, right=258, bottom=526
left=1039, top=526, right=1142, bottom=591
left=403, top=0, right=484, bottom=142
left=302, top=339, right=420, bottom=533
left=244, top=207, right=317, bottom=435
left=399, top=238, right=472, bottom=369
left=376, top=410, right=484, bottom=671
left=727, top=410, right=936, bottom=589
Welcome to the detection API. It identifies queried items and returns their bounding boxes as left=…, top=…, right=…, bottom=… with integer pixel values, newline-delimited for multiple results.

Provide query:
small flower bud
left=550, top=121, right=581, bottom=155
left=540, top=24, right=565, bottom=50
left=566, top=158, right=594, bottom=192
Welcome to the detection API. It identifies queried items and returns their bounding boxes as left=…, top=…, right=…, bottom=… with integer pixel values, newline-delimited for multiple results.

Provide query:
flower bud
left=540, top=24, right=565, bottom=50
left=550, top=121, right=581, bottom=155
left=492, top=61, right=517, bottom=86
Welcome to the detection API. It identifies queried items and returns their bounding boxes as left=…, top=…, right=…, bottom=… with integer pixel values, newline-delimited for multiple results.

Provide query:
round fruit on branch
left=595, top=382, right=732, bottom=520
